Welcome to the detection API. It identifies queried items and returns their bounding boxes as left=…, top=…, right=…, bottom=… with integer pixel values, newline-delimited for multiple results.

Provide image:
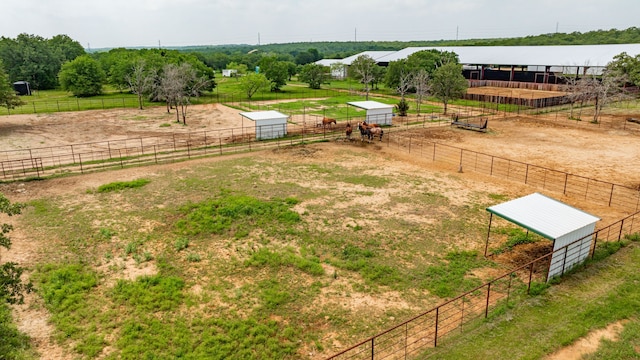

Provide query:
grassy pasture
left=19, top=144, right=515, bottom=359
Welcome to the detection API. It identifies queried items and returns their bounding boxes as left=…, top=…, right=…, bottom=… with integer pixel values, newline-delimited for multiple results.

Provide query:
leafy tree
left=396, top=98, right=409, bottom=116
left=58, top=55, right=106, bottom=97
left=0, top=33, right=60, bottom=90
left=239, top=73, right=270, bottom=99
left=430, top=62, right=467, bottom=114
left=0, top=193, right=31, bottom=305
left=349, top=55, right=379, bottom=100
left=49, top=34, right=85, bottom=64
left=606, top=52, right=640, bottom=87
left=299, top=63, right=328, bottom=89
left=259, top=56, right=289, bottom=91
left=226, top=61, right=248, bottom=79
left=0, top=62, right=24, bottom=110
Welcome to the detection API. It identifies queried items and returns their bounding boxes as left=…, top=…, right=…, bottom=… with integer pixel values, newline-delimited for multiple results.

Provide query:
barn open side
left=239, top=110, right=288, bottom=140
left=485, top=192, right=600, bottom=281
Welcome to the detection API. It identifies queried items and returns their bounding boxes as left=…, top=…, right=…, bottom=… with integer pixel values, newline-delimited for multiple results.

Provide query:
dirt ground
left=1, top=102, right=638, bottom=359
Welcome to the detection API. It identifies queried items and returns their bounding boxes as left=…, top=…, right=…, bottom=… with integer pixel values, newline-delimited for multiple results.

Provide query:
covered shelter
left=239, top=110, right=288, bottom=140
left=13, top=81, right=31, bottom=95
left=347, top=101, right=394, bottom=125
left=485, top=192, right=600, bottom=280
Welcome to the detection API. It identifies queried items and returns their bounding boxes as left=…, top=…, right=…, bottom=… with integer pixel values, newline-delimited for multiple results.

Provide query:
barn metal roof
left=347, top=101, right=394, bottom=110
left=239, top=110, right=288, bottom=121
left=340, top=51, right=397, bottom=65
left=486, top=193, right=600, bottom=240
left=341, top=44, right=640, bottom=68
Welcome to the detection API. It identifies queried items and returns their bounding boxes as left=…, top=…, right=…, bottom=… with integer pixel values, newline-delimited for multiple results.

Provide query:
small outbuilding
left=485, top=192, right=600, bottom=281
left=347, top=100, right=394, bottom=125
left=239, top=110, right=288, bottom=140
left=13, top=81, right=31, bottom=95
left=222, top=69, right=238, bottom=77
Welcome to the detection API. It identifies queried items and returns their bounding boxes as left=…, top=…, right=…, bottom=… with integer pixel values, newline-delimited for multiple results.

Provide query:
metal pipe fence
left=327, top=210, right=640, bottom=360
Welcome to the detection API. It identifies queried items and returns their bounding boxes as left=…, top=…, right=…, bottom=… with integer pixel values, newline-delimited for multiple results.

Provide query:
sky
left=2, top=0, right=639, bottom=49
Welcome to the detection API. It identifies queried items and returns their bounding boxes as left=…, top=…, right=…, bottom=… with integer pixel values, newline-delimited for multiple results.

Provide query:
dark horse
left=358, top=122, right=383, bottom=142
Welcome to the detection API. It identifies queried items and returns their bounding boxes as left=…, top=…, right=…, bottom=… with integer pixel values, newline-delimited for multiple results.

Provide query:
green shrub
left=528, top=281, right=551, bottom=296
left=112, top=275, right=185, bottom=312
left=174, top=237, right=189, bottom=251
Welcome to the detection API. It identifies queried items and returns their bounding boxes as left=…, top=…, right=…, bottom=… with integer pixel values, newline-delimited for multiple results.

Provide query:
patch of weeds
left=111, top=275, right=185, bottom=312
left=124, top=241, right=139, bottom=255
left=246, top=248, right=324, bottom=276
left=591, top=241, right=624, bottom=261
left=186, top=253, right=201, bottom=262
left=421, top=251, right=486, bottom=298
left=174, top=192, right=301, bottom=239
left=528, top=281, right=551, bottom=296
left=491, top=228, right=540, bottom=255
left=96, top=178, right=150, bottom=193
left=0, top=302, right=32, bottom=358
left=174, top=237, right=190, bottom=251
left=346, top=224, right=363, bottom=231
left=98, top=227, right=116, bottom=239
left=342, top=174, right=389, bottom=187
left=258, top=279, right=292, bottom=309
left=488, top=193, right=509, bottom=201
left=331, top=244, right=401, bottom=287
left=35, top=264, right=99, bottom=341
left=159, top=123, right=171, bottom=127
left=74, top=333, right=106, bottom=357
left=624, top=232, right=640, bottom=242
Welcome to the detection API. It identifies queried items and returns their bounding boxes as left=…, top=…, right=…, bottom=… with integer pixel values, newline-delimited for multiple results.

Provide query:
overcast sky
left=2, top=0, right=639, bottom=49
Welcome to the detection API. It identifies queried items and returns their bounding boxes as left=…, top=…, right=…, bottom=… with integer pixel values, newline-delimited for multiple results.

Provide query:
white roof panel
left=347, top=101, right=394, bottom=110
left=239, top=110, right=288, bottom=121
left=341, top=51, right=397, bottom=65
left=487, top=193, right=600, bottom=240
left=315, top=59, right=343, bottom=66
left=373, top=44, right=640, bottom=68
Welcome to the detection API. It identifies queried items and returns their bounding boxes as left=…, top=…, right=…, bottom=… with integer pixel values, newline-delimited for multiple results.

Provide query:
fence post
left=432, top=143, right=436, bottom=161
left=618, top=218, right=625, bottom=241
left=119, top=149, right=123, bottom=168
left=485, top=283, right=491, bottom=318
left=153, top=145, right=157, bottom=164
left=563, top=173, right=568, bottom=195
left=527, top=262, right=534, bottom=294
left=79, top=154, right=83, bottom=174
left=525, top=164, right=529, bottom=184
left=608, top=183, right=614, bottom=207
left=371, top=338, right=374, bottom=359
left=434, top=307, right=439, bottom=347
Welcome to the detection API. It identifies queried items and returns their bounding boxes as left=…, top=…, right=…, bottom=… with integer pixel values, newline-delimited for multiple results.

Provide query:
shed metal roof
left=341, top=44, right=640, bottom=68
left=239, top=110, right=288, bottom=121
left=486, top=193, right=600, bottom=240
left=347, top=101, right=394, bottom=110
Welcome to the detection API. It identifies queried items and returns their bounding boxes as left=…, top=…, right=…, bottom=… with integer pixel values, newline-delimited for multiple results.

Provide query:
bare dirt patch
left=544, top=320, right=628, bottom=360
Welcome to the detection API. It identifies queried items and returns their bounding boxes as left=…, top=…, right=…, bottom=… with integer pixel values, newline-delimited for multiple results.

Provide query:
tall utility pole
left=258, top=33, right=260, bottom=46
left=354, top=28, right=357, bottom=42
left=456, top=26, right=459, bottom=41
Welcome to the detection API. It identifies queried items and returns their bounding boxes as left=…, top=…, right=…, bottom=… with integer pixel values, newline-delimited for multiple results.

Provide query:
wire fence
left=326, top=209, right=640, bottom=360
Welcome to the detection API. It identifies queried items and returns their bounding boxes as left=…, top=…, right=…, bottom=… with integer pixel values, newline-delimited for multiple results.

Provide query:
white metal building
left=239, top=111, right=288, bottom=140
left=485, top=192, right=600, bottom=280
left=222, top=69, right=238, bottom=77
left=347, top=101, right=394, bottom=125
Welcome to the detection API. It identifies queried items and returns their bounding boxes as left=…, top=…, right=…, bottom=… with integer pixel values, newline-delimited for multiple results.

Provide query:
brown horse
left=357, top=122, right=384, bottom=142
left=345, top=123, right=353, bottom=140
left=322, top=117, right=337, bottom=128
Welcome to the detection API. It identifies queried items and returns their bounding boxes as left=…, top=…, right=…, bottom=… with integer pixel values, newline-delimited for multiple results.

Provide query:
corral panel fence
left=327, top=210, right=640, bottom=360
left=382, top=130, right=640, bottom=212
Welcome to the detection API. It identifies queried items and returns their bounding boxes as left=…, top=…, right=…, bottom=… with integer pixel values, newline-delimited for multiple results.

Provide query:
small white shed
left=239, top=110, right=288, bottom=140
left=347, top=101, right=394, bottom=125
left=485, top=192, right=600, bottom=281
left=222, top=69, right=238, bottom=77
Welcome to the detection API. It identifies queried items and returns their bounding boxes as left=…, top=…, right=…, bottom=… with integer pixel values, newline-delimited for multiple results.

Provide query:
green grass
left=0, top=302, right=35, bottom=360
left=422, top=243, right=640, bottom=359
left=96, top=178, right=150, bottom=193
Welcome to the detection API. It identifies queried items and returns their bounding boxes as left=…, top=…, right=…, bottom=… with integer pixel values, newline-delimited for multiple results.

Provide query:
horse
left=345, top=123, right=353, bottom=140
left=357, top=122, right=384, bottom=142
left=362, top=121, right=381, bottom=128
left=322, top=117, right=337, bottom=128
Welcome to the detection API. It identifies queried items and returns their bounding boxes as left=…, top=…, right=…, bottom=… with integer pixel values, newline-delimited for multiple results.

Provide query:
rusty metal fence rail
left=382, top=130, right=640, bottom=213
left=327, top=210, right=640, bottom=360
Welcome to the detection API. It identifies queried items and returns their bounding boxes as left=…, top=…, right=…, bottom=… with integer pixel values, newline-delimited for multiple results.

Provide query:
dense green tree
left=606, top=52, right=640, bottom=87
left=49, top=34, right=85, bottom=64
left=58, top=55, right=106, bottom=96
left=259, top=56, right=289, bottom=91
left=0, top=34, right=60, bottom=90
left=430, top=62, right=467, bottom=115
left=299, top=63, right=328, bottom=89
left=385, top=50, right=458, bottom=91
left=0, top=62, right=24, bottom=110
left=239, top=73, right=270, bottom=99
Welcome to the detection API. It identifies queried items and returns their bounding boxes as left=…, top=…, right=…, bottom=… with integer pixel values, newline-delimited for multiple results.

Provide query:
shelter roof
left=374, top=44, right=640, bottom=68
left=486, top=193, right=600, bottom=240
left=347, top=101, right=394, bottom=110
left=239, top=110, right=288, bottom=121
left=341, top=51, right=397, bottom=65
